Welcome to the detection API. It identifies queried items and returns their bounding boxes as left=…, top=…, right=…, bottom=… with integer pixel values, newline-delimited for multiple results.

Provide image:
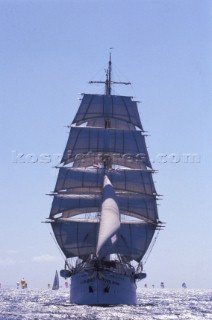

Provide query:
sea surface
left=0, top=288, right=211, bottom=320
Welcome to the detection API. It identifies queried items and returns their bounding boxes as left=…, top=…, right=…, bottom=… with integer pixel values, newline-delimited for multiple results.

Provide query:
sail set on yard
left=46, top=54, right=163, bottom=305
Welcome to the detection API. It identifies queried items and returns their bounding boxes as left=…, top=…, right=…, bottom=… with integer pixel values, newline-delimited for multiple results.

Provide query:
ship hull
left=70, top=269, right=137, bottom=305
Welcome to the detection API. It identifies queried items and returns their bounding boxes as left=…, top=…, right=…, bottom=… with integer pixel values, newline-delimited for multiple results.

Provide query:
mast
left=105, top=52, right=112, bottom=95
left=89, top=52, right=131, bottom=95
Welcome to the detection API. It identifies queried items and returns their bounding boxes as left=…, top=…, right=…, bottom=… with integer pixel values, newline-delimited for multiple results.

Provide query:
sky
left=0, top=0, right=211, bottom=289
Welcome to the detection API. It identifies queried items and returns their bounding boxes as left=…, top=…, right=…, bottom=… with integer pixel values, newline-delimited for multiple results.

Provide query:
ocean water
left=0, top=288, right=211, bottom=320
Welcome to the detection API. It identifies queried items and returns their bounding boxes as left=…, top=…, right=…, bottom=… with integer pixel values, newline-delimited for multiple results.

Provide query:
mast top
left=89, top=52, right=131, bottom=95
left=106, top=52, right=112, bottom=95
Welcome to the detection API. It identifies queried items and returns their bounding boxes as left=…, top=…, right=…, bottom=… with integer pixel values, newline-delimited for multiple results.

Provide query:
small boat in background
left=20, top=278, right=27, bottom=289
left=52, top=270, right=59, bottom=290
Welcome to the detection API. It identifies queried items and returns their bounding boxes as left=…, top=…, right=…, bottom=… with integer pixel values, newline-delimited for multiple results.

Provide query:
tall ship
left=46, top=54, right=162, bottom=305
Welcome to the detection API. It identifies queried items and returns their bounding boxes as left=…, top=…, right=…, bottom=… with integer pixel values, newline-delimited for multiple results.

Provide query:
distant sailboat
left=52, top=270, right=59, bottom=290
left=20, top=278, right=27, bottom=289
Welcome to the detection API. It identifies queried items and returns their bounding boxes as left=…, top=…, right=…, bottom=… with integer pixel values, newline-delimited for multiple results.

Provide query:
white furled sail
left=96, top=175, right=120, bottom=259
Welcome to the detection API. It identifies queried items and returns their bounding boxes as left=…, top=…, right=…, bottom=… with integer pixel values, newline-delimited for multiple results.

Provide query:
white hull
left=70, top=269, right=137, bottom=305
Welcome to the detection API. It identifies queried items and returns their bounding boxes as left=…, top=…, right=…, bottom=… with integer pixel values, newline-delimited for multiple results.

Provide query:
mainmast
left=89, top=52, right=131, bottom=95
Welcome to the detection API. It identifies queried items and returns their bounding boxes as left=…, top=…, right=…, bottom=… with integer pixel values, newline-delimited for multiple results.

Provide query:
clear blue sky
left=0, top=0, right=211, bottom=289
